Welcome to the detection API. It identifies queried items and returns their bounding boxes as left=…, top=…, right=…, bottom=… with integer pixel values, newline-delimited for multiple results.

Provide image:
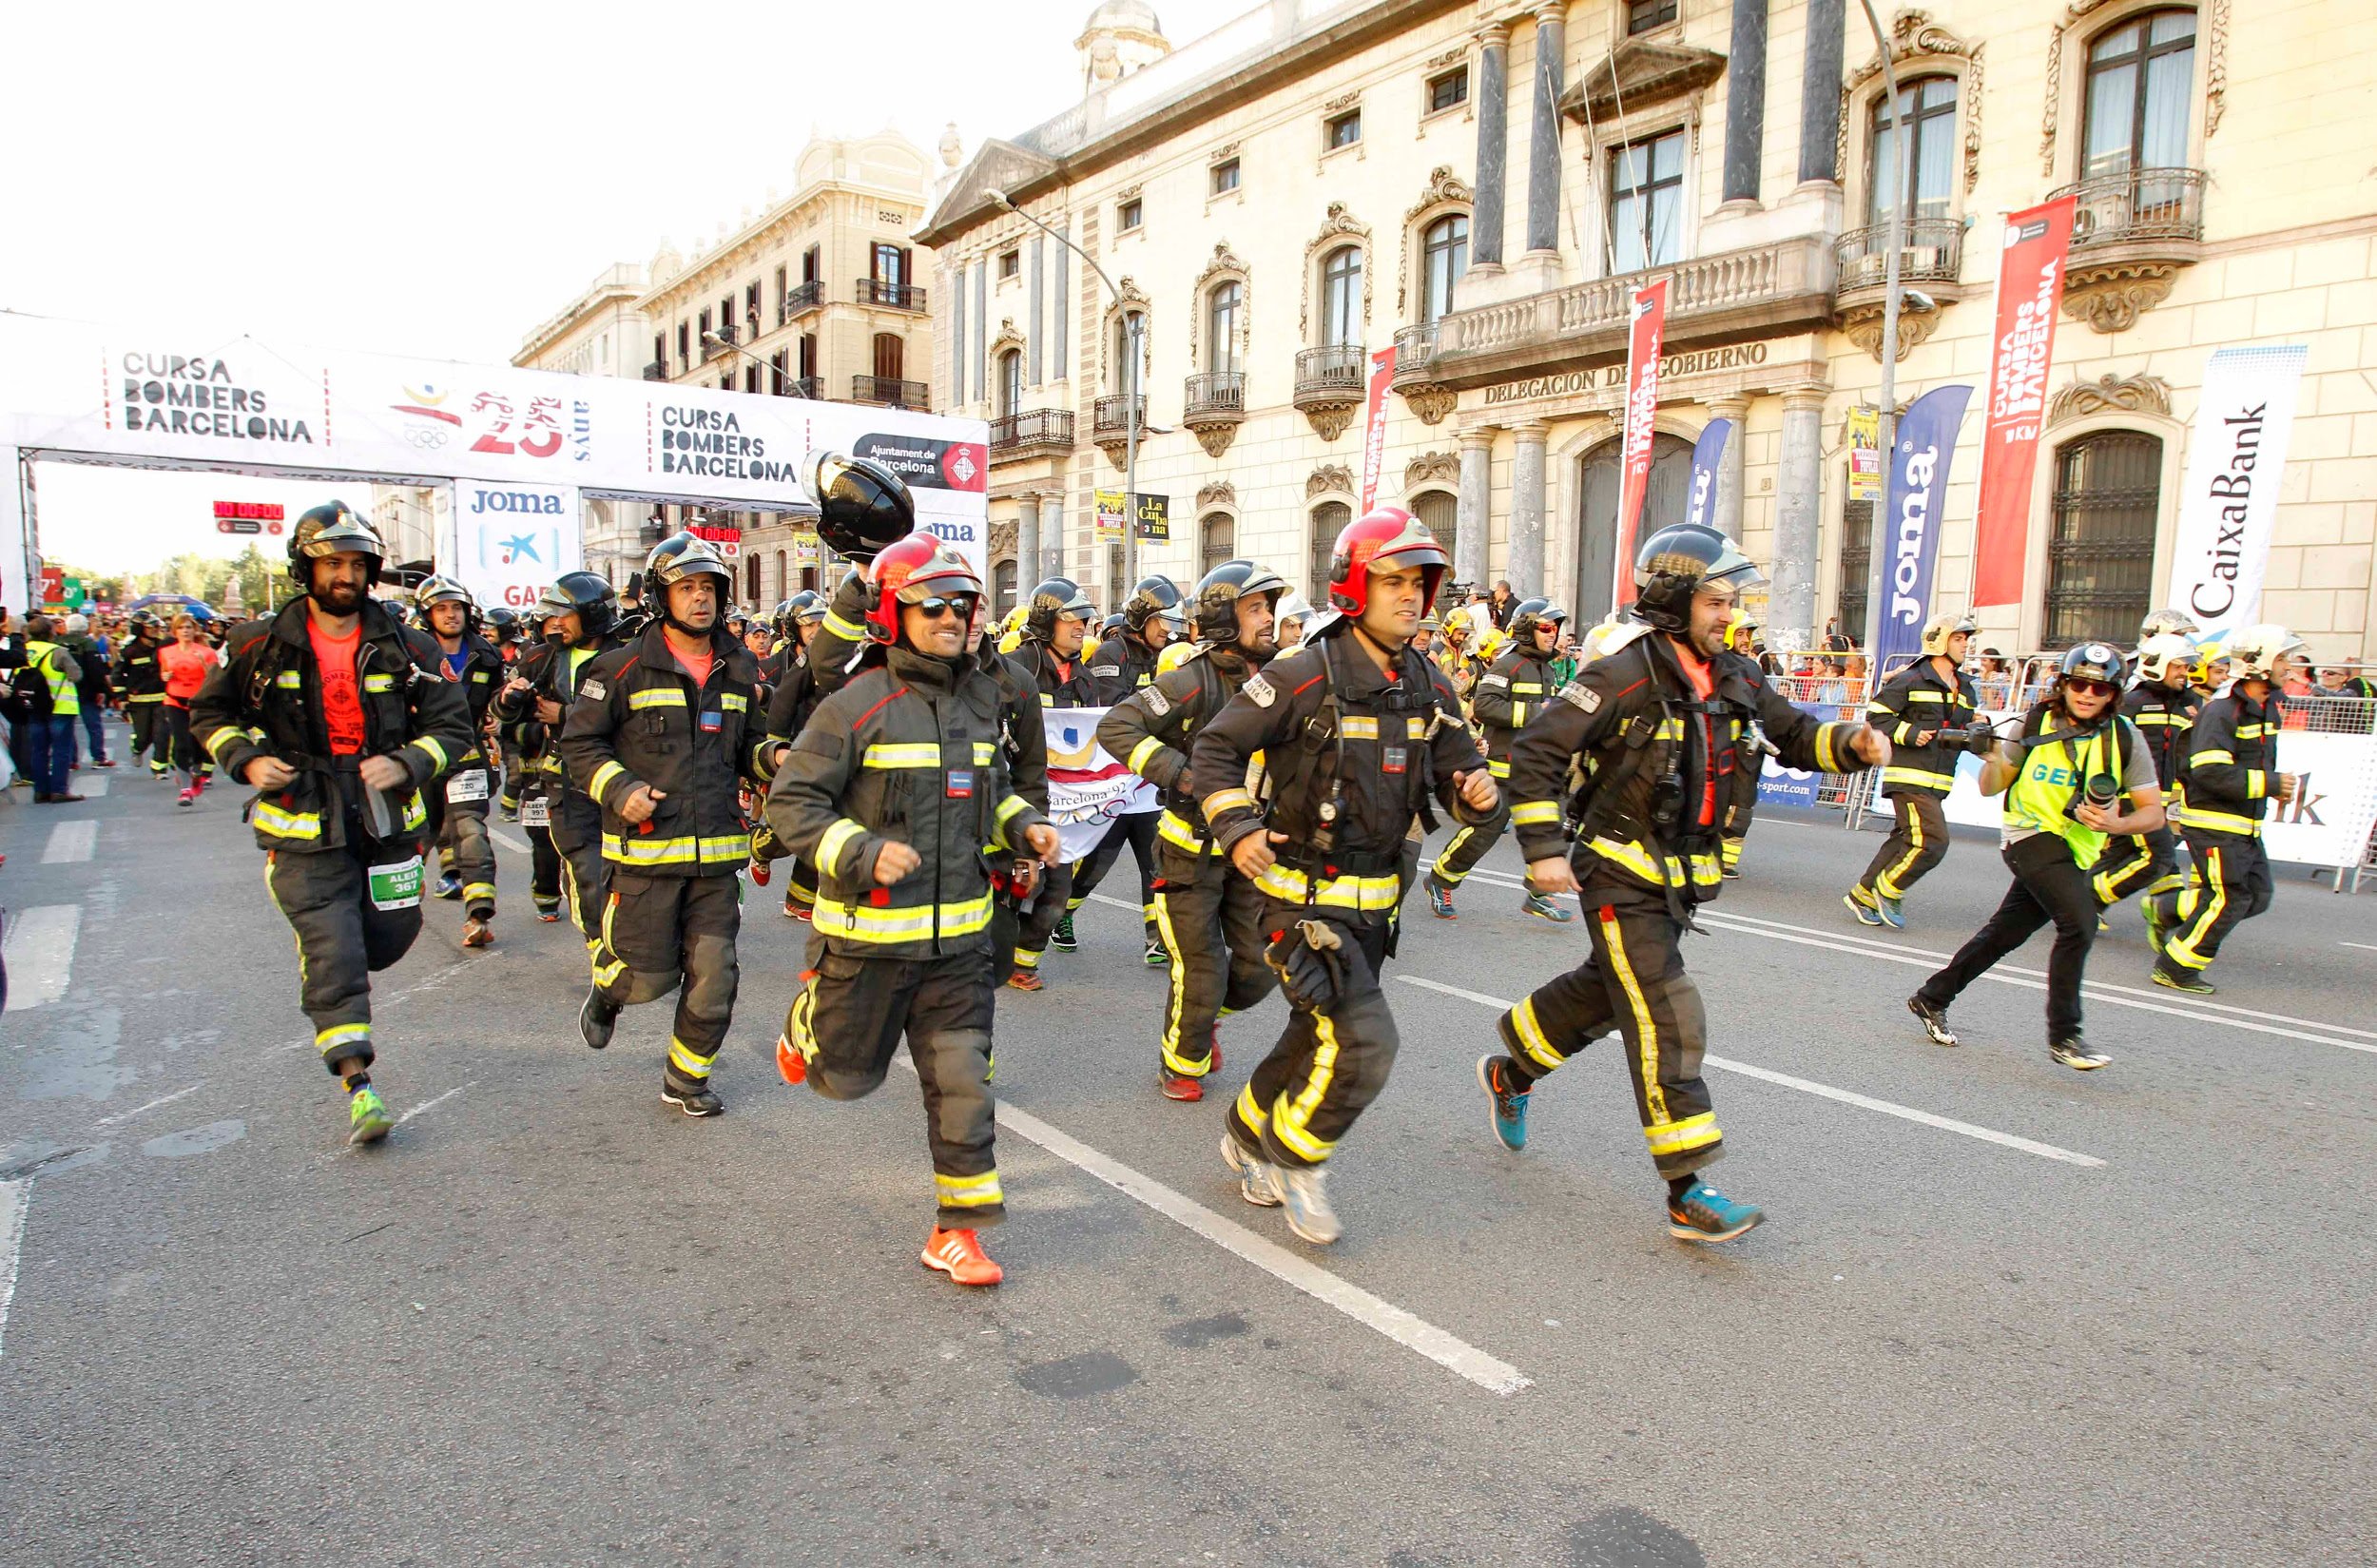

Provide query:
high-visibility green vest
left=2004, top=715, right=2135, bottom=869
left=23, top=640, right=79, bottom=716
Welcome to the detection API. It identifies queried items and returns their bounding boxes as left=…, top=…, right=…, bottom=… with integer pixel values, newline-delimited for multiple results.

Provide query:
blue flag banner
left=1685, top=417, right=1732, bottom=531
left=1870, top=385, right=1975, bottom=675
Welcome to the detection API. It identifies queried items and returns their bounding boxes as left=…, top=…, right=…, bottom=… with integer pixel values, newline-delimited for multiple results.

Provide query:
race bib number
left=1244, top=674, right=1276, bottom=708
left=367, top=857, right=425, bottom=911
left=445, top=770, right=490, bottom=803
left=521, top=795, right=551, bottom=827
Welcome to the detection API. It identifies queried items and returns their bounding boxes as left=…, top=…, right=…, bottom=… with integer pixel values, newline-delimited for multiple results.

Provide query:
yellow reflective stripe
left=975, top=742, right=996, bottom=765
left=698, top=833, right=751, bottom=863
left=863, top=743, right=943, bottom=768
left=1645, top=1111, right=1721, bottom=1156
left=667, top=1037, right=717, bottom=1078
left=411, top=736, right=450, bottom=773
left=1252, top=864, right=1402, bottom=911
left=718, top=692, right=748, bottom=712
left=1272, top=1007, right=1344, bottom=1162
left=936, top=1170, right=1005, bottom=1208
left=2189, top=748, right=2233, bottom=767
left=1587, top=836, right=1723, bottom=890
left=1204, top=786, right=1255, bottom=816
left=1511, top=799, right=1561, bottom=826
left=2164, top=845, right=2229, bottom=969
left=1127, top=735, right=1169, bottom=774
left=627, top=687, right=685, bottom=710
left=316, top=1022, right=371, bottom=1055
left=1488, top=758, right=1512, bottom=779
left=462, top=882, right=497, bottom=900
left=1882, top=766, right=1955, bottom=789
left=203, top=726, right=247, bottom=761
left=1233, top=1082, right=1269, bottom=1133
left=1814, top=724, right=1845, bottom=774
left=1903, top=689, right=1948, bottom=703
left=275, top=670, right=301, bottom=688
left=1153, top=891, right=1201, bottom=1074
left=817, top=818, right=869, bottom=878
left=1507, top=996, right=1564, bottom=1072
left=1510, top=683, right=1544, bottom=694
left=822, top=610, right=864, bottom=642
left=2234, top=723, right=2274, bottom=739
left=2180, top=806, right=2258, bottom=835
left=813, top=892, right=994, bottom=941
left=2245, top=771, right=2267, bottom=800
left=1509, top=703, right=1528, bottom=726
left=1157, top=810, right=1207, bottom=851
left=1600, top=910, right=1667, bottom=1127
left=1865, top=701, right=1895, bottom=720
left=992, top=794, right=1031, bottom=848
left=253, top=802, right=323, bottom=840
left=589, top=760, right=628, bottom=803
left=362, top=673, right=395, bottom=693
left=1875, top=804, right=1928, bottom=899
left=1340, top=716, right=1379, bottom=740
left=604, top=833, right=698, bottom=864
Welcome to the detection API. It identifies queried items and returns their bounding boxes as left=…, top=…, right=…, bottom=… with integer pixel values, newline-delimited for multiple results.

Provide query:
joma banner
left=1972, top=197, right=2076, bottom=608
left=1611, top=279, right=1669, bottom=607
left=1871, top=384, right=1975, bottom=674
left=1685, top=416, right=1731, bottom=531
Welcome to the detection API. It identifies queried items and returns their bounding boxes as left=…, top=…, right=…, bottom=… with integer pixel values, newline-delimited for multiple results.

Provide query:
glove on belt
left=1265, top=919, right=1345, bottom=1011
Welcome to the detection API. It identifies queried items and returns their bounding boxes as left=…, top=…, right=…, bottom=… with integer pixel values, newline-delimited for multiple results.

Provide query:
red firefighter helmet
left=1325, top=505, right=1448, bottom=617
left=863, top=532, right=984, bottom=645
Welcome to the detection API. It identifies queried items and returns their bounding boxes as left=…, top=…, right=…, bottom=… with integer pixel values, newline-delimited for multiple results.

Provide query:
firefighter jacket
left=114, top=636, right=166, bottom=705
left=1507, top=625, right=1865, bottom=908
left=1085, top=630, right=1162, bottom=705
left=1096, top=642, right=1263, bottom=863
left=191, top=598, right=475, bottom=855
left=498, top=635, right=627, bottom=837
left=2122, top=682, right=2200, bottom=793
left=1865, top=656, right=1980, bottom=798
left=1016, top=640, right=1098, bottom=707
left=765, top=643, right=1052, bottom=959
left=2172, top=687, right=2282, bottom=837
left=557, top=622, right=771, bottom=877
left=1467, top=644, right=1561, bottom=779
left=763, top=653, right=824, bottom=749
left=1192, top=626, right=1491, bottom=922
left=436, top=635, right=505, bottom=757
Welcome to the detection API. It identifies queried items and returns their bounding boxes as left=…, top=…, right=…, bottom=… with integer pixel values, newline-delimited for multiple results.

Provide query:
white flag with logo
left=2165, top=344, right=2308, bottom=643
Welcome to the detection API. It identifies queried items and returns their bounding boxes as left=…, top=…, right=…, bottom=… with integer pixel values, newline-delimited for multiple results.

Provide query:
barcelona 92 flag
left=1043, top=708, right=1159, bottom=863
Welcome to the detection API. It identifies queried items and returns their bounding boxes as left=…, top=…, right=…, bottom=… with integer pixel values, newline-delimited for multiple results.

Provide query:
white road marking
left=40, top=821, right=96, bottom=863
left=76, top=773, right=107, bottom=798
left=1396, top=974, right=2107, bottom=1169
left=3, top=906, right=81, bottom=1016
left=2342, top=941, right=2377, bottom=954
left=890, top=1057, right=1529, bottom=1396
left=94, top=1082, right=204, bottom=1128
left=0, top=1179, right=24, bottom=1358
left=266, top=960, right=476, bottom=1055
left=396, top=1083, right=470, bottom=1125
left=491, top=830, right=531, bottom=856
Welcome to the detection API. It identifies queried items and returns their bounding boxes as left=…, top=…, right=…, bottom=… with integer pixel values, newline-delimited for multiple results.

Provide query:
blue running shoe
left=1874, top=892, right=1906, bottom=930
left=1219, top=1133, right=1282, bottom=1209
left=1476, top=1055, right=1530, bottom=1152
left=435, top=873, right=464, bottom=900
left=1844, top=887, right=1884, bottom=926
left=1425, top=875, right=1459, bottom=920
left=1667, top=1180, right=1765, bottom=1244
left=1520, top=891, right=1575, bottom=923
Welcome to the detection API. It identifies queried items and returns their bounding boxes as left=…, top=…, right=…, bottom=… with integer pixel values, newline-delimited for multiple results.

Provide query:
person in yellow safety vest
left=1718, top=608, right=1767, bottom=878
left=17, top=614, right=87, bottom=803
left=1424, top=595, right=1574, bottom=922
left=2145, top=624, right=2305, bottom=995
left=1908, top=642, right=2164, bottom=1071
left=1845, top=612, right=1993, bottom=929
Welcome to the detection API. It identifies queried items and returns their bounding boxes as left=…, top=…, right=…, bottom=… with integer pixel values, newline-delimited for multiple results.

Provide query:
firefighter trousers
left=2150, top=829, right=2272, bottom=976
left=1918, top=833, right=2097, bottom=1040
left=1860, top=792, right=1950, bottom=900
left=592, top=870, right=743, bottom=1089
left=127, top=699, right=165, bottom=770
left=1011, top=861, right=1075, bottom=975
left=527, top=823, right=562, bottom=913
left=263, top=837, right=426, bottom=1075
left=1150, top=854, right=1277, bottom=1077
left=783, top=947, right=1002, bottom=1228
left=1429, top=795, right=1512, bottom=888
left=1226, top=911, right=1398, bottom=1171
left=422, top=764, right=496, bottom=919
left=2091, top=823, right=2179, bottom=907
left=1072, top=810, right=1161, bottom=942
left=1496, top=899, right=1723, bottom=1181
left=556, top=830, right=612, bottom=955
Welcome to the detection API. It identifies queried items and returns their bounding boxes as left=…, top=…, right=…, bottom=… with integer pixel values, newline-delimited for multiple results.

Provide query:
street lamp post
left=701, top=332, right=795, bottom=396
left=989, top=188, right=1138, bottom=605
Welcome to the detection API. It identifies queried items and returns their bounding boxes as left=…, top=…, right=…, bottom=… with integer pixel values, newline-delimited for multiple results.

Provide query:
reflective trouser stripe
left=1504, top=995, right=1565, bottom=1073
left=2165, top=845, right=2228, bottom=970
left=935, top=1170, right=1004, bottom=1210
left=1721, top=835, right=1744, bottom=869
left=1600, top=910, right=1667, bottom=1129
left=1271, top=1008, right=1343, bottom=1163
left=1153, top=891, right=1200, bottom=1076
left=317, top=1022, right=371, bottom=1058
left=1874, top=801, right=1925, bottom=899
left=667, top=1037, right=717, bottom=1080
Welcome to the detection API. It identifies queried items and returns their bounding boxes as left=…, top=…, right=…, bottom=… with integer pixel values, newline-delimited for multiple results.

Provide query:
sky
left=4, top=0, right=1251, bottom=572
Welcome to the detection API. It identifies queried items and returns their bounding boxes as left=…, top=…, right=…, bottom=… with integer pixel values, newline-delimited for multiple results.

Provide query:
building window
left=1211, top=158, right=1241, bottom=196
left=770, top=350, right=788, bottom=394
left=1309, top=502, right=1350, bottom=600
left=1412, top=489, right=1458, bottom=560
left=1867, top=76, right=1960, bottom=224
left=1320, top=244, right=1362, bottom=347
left=652, top=331, right=667, bottom=371
left=1207, top=281, right=1243, bottom=373
left=1426, top=67, right=1468, bottom=115
left=1117, top=197, right=1143, bottom=231
left=1420, top=213, right=1469, bottom=323
left=1629, top=0, right=1677, bottom=34
left=873, top=243, right=909, bottom=291
left=2083, top=10, right=2196, bottom=179
left=1609, top=128, right=1687, bottom=273
left=775, top=264, right=788, bottom=318
left=798, top=333, right=818, bottom=379
left=801, top=243, right=821, bottom=283
left=775, top=550, right=789, bottom=601
left=745, top=280, right=762, bottom=335
left=1836, top=495, right=1872, bottom=646
left=994, top=560, right=1018, bottom=618
left=1325, top=109, right=1362, bottom=151
left=744, top=364, right=761, bottom=395
left=998, top=248, right=1020, bottom=281
left=1111, top=310, right=1147, bottom=396
left=2046, top=431, right=2163, bottom=648
left=997, top=348, right=1023, bottom=417
left=873, top=333, right=905, bottom=382
left=1200, top=513, right=1235, bottom=575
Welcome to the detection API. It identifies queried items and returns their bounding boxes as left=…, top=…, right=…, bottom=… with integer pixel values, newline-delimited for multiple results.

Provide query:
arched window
left=1207, top=281, right=1243, bottom=374
left=1411, top=489, right=1459, bottom=561
left=1111, top=310, right=1147, bottom=396
left=997, top=349, right=1023, bottom=417
left=2084, top=10, right=2196, bottom=180
left=1867, top=76, right=1959, bottom=224
left=1309, top=500, right=1351, bottom=600
left=2046, top=431, right=2163, bottom=648
left=745, top=553, right=761, bottom=606
left=1320, top=246, right=1362, bottom=347
left=1420, top=215, right=1468, bottom=324
left=1200, top=512, right=1235, bottom=575
left=775, top=549, right=789, bottom=602
left=993, top=560, right=1018, bottom=618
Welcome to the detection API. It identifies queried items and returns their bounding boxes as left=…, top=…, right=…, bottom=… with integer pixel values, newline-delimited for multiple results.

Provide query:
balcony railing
left=990, top=408, right=1077, bottom=455
left=2052, top=166, right=2207, bottom=249
left=851, top=376, right=928, bottom=409
left=1293, top=344, right=1365, bottom=399
left=1092, top=393, right=1147, bottom=436
left=781, top=281, right=823, bottom=322
left=643, top=361, right=668, bottom=380
left=1391, top=322, right=1441, bottom=382
left=1832, top=218, right=1965, bottom=294
left=857, top=278, right=929, bottom=312
left=783, top=376, right=820, bottom=399
left=1184, top=371, right=1246, bottom=420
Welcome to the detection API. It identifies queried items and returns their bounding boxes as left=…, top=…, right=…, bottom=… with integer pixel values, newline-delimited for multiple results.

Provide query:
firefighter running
left=1423, top=594, right=1574, bottom=922
left=1845, top=612, right=1990, bottom=929
left=413, top=574, right=504, bottom=948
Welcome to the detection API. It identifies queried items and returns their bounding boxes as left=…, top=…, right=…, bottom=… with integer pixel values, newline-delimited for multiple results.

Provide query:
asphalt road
left=4, top=720, right=2373, bottom=1566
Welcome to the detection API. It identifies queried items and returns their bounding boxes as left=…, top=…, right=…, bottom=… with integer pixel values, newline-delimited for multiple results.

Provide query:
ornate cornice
left=1196, top=479, right=1238, bottom=511
left=1306, top=463, right=1355, bottom=499
left=1187, top=242, right=1249, bottom=369
left=1396, top=166, right=1475, bottom=315
left=1405, top=451, right=1460, bottom=489
left=1299, top=203, right=1373, bottom=342
left=2060, top=261, right=2183, bottom=333
left=2048, top=372, right=2174, bottom=426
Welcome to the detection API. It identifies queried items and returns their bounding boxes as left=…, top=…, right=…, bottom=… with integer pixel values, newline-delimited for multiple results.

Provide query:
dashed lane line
left=74, top=773, right=107, bottom=798
left=396, top=1082, right=471, bottom=1125
left=491, top=830, right=531, bottom=856
left=3, top=905, right=81, bottom=1016
left=0, top=1180, right=24, bottom=1358
left=93, top=1082, right=205, bottom=1128
left=40, top=821, right=95, bottom=863
left=265, top=959, right=477, bottom=1055
left=890, top=1056, right=1530, bottom=1396
left=1395, top=974, right=2107, bottom=1170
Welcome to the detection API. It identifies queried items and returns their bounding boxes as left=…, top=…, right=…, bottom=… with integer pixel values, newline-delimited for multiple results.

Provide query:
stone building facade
left=921, top=0, right=2377, bottom=662
left=511, top=262, right=651, bottom=584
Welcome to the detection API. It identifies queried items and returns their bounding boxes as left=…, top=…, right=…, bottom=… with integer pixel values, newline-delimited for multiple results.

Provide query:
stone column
left=1772, top=389, right=1827, bottom=653
left=1508, top=420, right=1549, bottom=597
left=1471, top=24, right=1510, bottom=272
left=1799, top=0, right=1846, bottom=186
left=1708, top=395, right=1749, bottom=543
left=1524, top=5, right=1565, bottom=258
left=1723, top=0, right=1769, bottom=206
left=1039, top=492, right=1065, bottom=582
left=1015, top=495, right=1040, bottom=597
left=1028, top=236, right=1045, bottom=386
left=1456, top=427, right=1495, bottom=588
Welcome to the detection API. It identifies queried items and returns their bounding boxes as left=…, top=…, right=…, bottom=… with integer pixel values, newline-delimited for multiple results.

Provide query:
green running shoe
left=348, top=1088, right=394, bottom=1146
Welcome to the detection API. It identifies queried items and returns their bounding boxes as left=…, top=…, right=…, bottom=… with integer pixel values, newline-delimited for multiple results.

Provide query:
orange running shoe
left=921, top=1227, right=1003, bottom=1287
left=1007, top=970, right=1044, bottom=992
left=775, top=1033, right=808, bottom=1086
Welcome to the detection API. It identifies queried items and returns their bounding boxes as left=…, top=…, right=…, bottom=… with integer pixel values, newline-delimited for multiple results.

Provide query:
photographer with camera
left=1907, top=644, right=2163, bottom=1072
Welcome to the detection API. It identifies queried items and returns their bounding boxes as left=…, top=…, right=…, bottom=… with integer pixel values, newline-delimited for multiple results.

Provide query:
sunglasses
left=2065, top=677, right=2118, bottom=698
left=913, top=595, right=978, bottom=620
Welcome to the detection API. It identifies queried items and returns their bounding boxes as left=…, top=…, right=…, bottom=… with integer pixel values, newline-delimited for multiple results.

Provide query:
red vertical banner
left=1359, top=344, right=1397, bottom=513
left=1612, top=278, right=1669, bottom=607
left=1972, top=195, right=2077, bottom=607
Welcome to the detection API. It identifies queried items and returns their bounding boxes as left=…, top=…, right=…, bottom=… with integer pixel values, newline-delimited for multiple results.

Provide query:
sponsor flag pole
left=1359, top=345, right=1396, bottom=513
left=1685, top=416, right=1732, bottom=532
left=1611, top=277, right=1669, bottom=608
left=1972, top=196, right=2077, bottom=608
left=1870, top=384, right=1976, bottom=677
